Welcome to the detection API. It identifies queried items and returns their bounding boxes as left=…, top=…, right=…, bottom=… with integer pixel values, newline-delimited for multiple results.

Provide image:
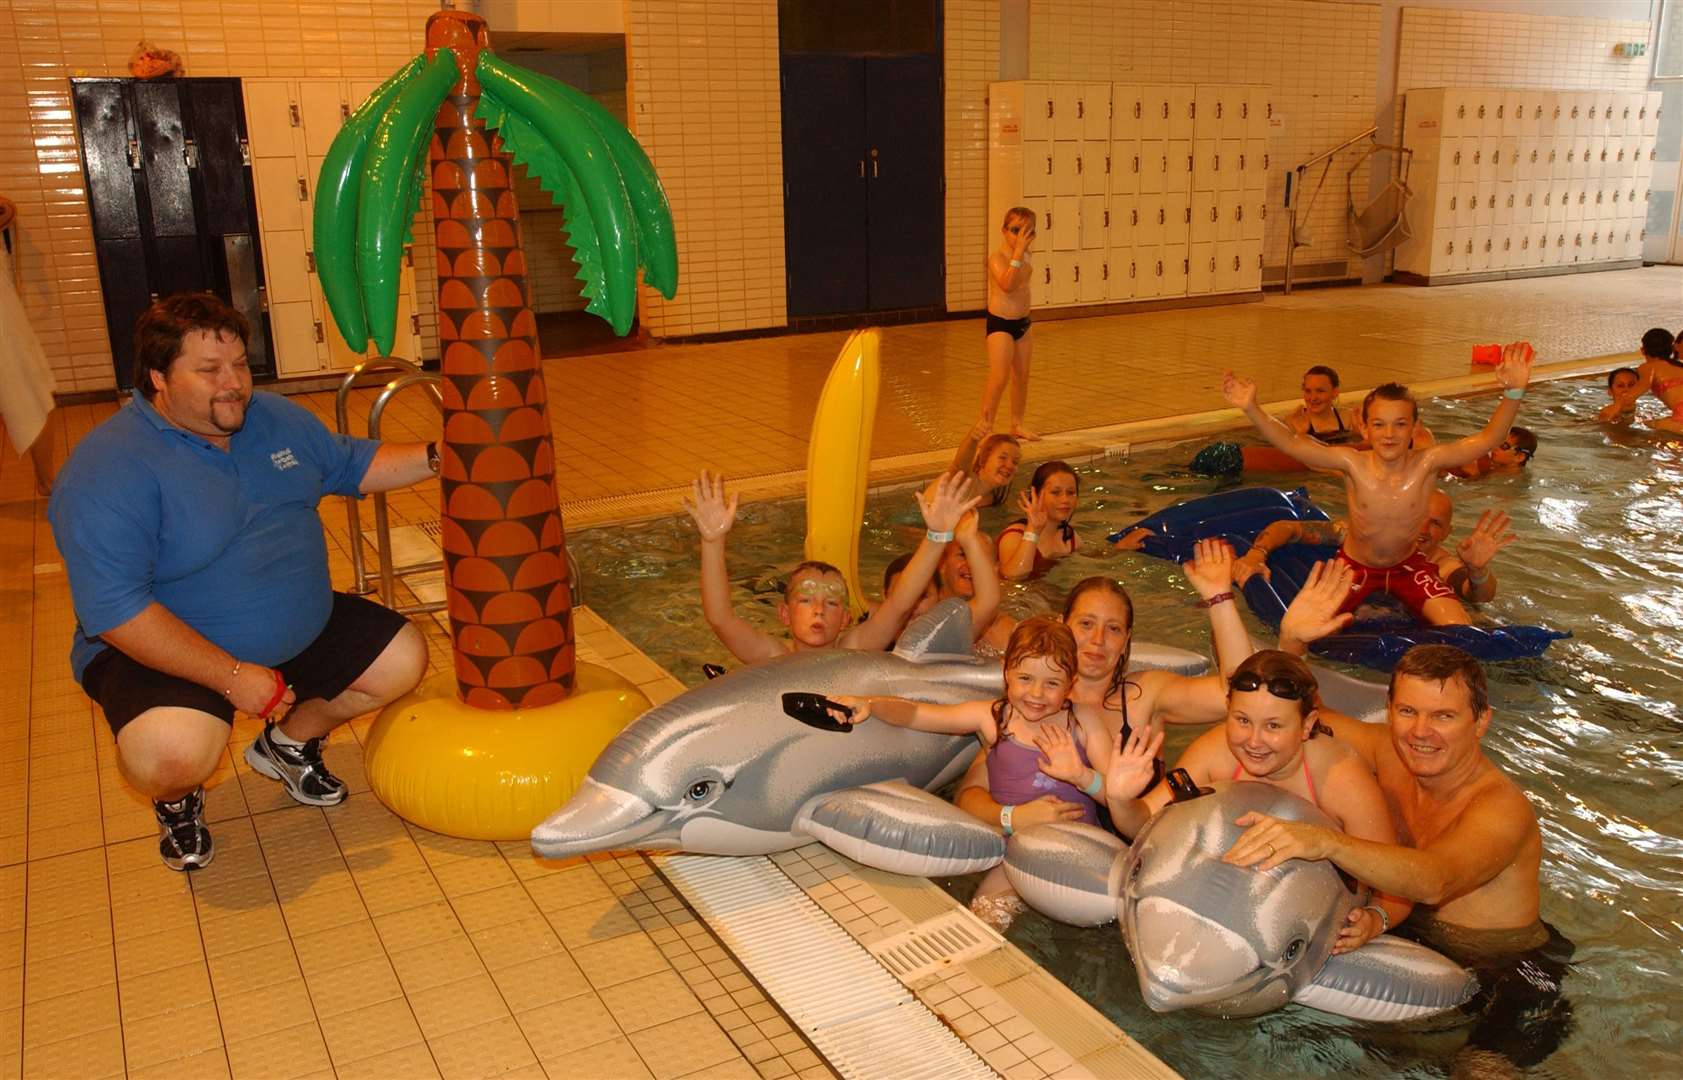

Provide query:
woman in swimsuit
left=1289, top=365, right=1362, bottom=445
left=998, top=461, right=1080, bottom=580
left=834, top=617, right=1108, bottom=929
left=978, top=207, right=1039, bottom=441
left=1598, top=327, right=1683, bottom=432
left=1106, top=649, right=1411, bottom=954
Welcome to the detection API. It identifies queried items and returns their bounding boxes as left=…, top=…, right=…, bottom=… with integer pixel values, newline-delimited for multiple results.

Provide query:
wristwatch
left=426, top=441, right=440, bottom=474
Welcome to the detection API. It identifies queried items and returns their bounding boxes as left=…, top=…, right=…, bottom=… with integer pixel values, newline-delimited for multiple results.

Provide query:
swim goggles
left=792, top=577, right=848, bottom=603
left=1228, top=672, right=1313, bottom=701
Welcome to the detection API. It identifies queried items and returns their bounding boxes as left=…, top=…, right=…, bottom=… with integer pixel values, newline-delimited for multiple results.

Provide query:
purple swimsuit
left=986, top=709, right=1100, bottom=825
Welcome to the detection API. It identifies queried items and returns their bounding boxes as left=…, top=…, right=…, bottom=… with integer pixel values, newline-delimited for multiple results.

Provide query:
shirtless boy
left=978, top=207, right=1038, bottom=440
left=685, top=470, right=981, bottom=663
left=1222, top=343, right=1533, bottom=626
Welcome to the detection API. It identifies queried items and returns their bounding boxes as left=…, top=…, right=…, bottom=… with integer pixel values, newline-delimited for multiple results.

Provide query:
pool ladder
left=334, top=359, right=581, bottom=617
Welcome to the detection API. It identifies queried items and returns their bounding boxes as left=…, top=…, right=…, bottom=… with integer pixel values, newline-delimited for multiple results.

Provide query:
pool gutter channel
left=558, top=356, right=1621, bottom=532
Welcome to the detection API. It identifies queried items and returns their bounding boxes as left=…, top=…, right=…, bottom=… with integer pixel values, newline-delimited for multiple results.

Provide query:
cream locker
left=1496, top=136, right=1517, bottom=183
left=1162, top=248, right=1188, bottom=296
left=1439, top=138, right=1467, bottom=183
left=1615, top=137, right=1636, bottom=179
left=1076, top=250, right=1107, bottom=303
left=1080, top=140, right=1110, bottom=195
left=1193, top=139, right=1219, bottom=191
left=1494, top=188, right=1514, bottom=227
left=1080, top=194, right=1108, bottom=250
left=1242, top=86, right=1269, bottom=138
left=1051, top=84, right=1081, bottom=141
left=1596, top=185, right=1617, bottom=223
left=1031, top=259, right=1052, bottom=307
left=251, top=157, right=307, bottom=233
left=1518, top=96, right=1542, bottom=138
left=1052, top=142, right=1081, bottom=195
left=1607, top=92, right=1631, bottom=135
left=1547, top=141, right=1568, bottom=180
left=1473, top=141, right=1496, bottom=184
left=1021, top=197, right=1050, bottom=247
left=1594, top=91, right=1620, bottom=134
left=1608, top=186, right=1625, bottom=220
left=1113, top=140, right=1142, bottom=196
left=1111, top=84, right=1142, bottom=142
left=1637, top=136, right=1656, bottom=179
left=1168, top=86, right=1196, bottom=139
left=1574, top=92, right=1598, bottom=135
left=1242, top=195, right=1264, bottom=242
left=1186, top=243, right=1215, bottom=294
left=1106, top=250, right=1136, bottom=302
left=1023, top=142, right=1053, bottom=198
left=1543, top=181, right=1566, bottom=224
left=1134, top=247, right=1164, bottom=299
left=1049, top=195, right=1081, bottom=251
left=1242, top=140, right=1267, bottom=192
left=1440, top=90, right=1477, bottom=139
left=1218, top=139, right=1242, bottom=191
left=1214, top=248, right=1244, bottom=293
left=1627, top=226, right=1646, bottom=261
left=269, top=301, right=321, bottom=378
left=1489, top=228, right=1511, bottom=270
left=1425, top=228, right=1453, bottom=275
left=1641, top=92, right=1661, bottom=136
left=1562, top=183, right=1583, bottom=224
left=1572, top=135, right=1594, bottom=179
left=1236, top=241, right=1260, bottom=291
left=1498, top=92, right=1524, bottom=136
left=243, top=81, right=301, bottom=159
left=1452, top=230, right=1476, bottom=274
left=1140, top=86, right=1172, bottom=140
left=1191, top=191, right=1219, bottom=244
left=1109, top=194, right=1139, bottom=248
left=1222, top=87, right=1247, bottom=140
left=1468, top=226, right=1491, bottom=271
left=1166, top=139, right=1194, bottom=194
left=1162, top=192, right=1190, bottom=245
left=1217, top=190, right=1243, bottom=244
left=1195, top=86, right=1223, bottom=139
left=1134, top=193, right=1165, bottom=248
left=1535, top=95, right=1558, bottom=139
left=1139, top=139, right=1167, bottom=194
left=1454, top=181, right=1477, bottom=229
left=1021, top=83, right=1054, bottom=142
left=1515, top=136, right=1537, bottom=181
left=1080, top=83, right=1111, bottom=140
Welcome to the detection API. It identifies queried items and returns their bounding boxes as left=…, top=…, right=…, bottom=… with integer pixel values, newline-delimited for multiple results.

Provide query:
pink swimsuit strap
left=1231, top=753, right=1319, bottom=807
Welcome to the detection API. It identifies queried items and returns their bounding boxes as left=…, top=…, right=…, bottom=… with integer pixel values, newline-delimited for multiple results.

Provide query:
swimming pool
left=573, top=377, right=1683, bottom=1077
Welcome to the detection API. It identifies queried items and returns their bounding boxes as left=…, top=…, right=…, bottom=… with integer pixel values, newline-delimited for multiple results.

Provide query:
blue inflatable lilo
left=1110, top=487, right=1568, bottom=671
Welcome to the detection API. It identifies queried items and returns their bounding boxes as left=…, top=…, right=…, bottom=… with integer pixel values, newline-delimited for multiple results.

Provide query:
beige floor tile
left=448, top=883, right=540, bottom=933
left=23, top=910, right=111, bottom=964
left=468, top=915, right=564, bottom=972
left=332, top=1042, right=442, bottom=1080
left=291, top=920, right=387, bottom=978
left=205, top=940, right=302, bottom=999
left=520, top=863, right=615, bottom=911
left=18, top=1027, right=125, bottom=1080
left=426, top=1015, right=536, bottom=1080
left=428, top=856, right=518, bottom=900
left=198, top=905, right=289, bottom=959
left=123, top=999, right=225, bottom=1071
left=117, top=959, right=213, bottom=1023
left=598, top=969, right=704, bottom=1034
left=542, top=1034, right=655, bottom=1080
left=373, top=900, right=465, bottom=954
left=407, top=972, right=511, bottom=1040
left=571, top=932, right=672, bottom=990
left=21, top=984, right=119, bottom=1048
left=317, top=997, right=424, bottom=1067
left=545, top=894, right=641, bottom=949
left=215, top=976, right=316, bottom=1039
left=21, top=943, right=113, bottom=1005
left=111, top=889, right=199, bottom=942
left=489, top=953, right=596, bottom=1015
left=278, top=884, right=369, bottom=938
left=517, top=992, right=623, bottom=1063
left=628, top=1013, right=744, bottom=1080
left=386, top=934, right=487, bottom=995
left=114, top=925, right=205, bottom=981
left=126, top=1046, right=231, bottom=1080
left=680, top=1057, right=766, bottom=1080
left=224, top=1020, right=332, bottom=1080
left=351, top=867, right=445, bottom=918
left=305, top=954, right=403, bottom=1019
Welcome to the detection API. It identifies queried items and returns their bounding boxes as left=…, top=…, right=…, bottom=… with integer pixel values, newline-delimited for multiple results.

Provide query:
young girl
left=978, top=207, right=1038, bottom=441
left=1599, top=327, right=1683, bottom=432
left=1106, top=649, right=1411, bottom=955
left=834, top=616, right=1110, bottom=929
left=997, top=461, right=1080, bottom=580
left=1289, top=365, right=1362, bottom=445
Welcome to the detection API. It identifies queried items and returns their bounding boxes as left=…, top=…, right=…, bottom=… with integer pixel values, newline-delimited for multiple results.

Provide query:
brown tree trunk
left=425, top=11, right=573, bottom=710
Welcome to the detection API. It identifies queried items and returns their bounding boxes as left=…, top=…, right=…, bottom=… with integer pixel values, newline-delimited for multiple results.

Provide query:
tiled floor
left=3, top=266, right=1681, bottom=1079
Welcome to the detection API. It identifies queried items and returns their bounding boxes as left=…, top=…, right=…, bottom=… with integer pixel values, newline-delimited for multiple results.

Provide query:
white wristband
left=1009, top=258, right=1023, bottom=268
left=1361, top=904, right=1390, bottom=932
left=1021, top=530, right=1041, bottom=544
left=926, top=529, right=954, bottom=543
left=999, top=804, right=1015, bottom=836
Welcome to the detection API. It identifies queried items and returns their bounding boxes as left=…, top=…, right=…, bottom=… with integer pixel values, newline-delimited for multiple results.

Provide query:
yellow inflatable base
left=363, top=664, right=650, bottom=841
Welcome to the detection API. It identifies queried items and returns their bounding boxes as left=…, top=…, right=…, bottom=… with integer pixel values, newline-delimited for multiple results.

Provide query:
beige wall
left=1396, top=6, right=1654, bottom=96
left=624, top=0, right=785, bottom=338
left=943, top=0, right=1000, bottom=312
left=0, top=0, right=447, bottom=394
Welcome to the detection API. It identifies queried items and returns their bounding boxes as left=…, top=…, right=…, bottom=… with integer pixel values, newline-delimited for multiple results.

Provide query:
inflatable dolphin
left=1003, top=783, right=1477, bottom=1022
left=531, top=600, right=1209, bottom=877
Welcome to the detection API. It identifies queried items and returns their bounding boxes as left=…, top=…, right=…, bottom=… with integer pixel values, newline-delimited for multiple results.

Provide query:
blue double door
left=782, top=53, right=944, bottom=317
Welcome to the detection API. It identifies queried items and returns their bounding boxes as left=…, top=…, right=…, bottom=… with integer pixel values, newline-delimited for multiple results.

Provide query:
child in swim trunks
left=1223, top=346, right=1534, bottom=627
left=998, top=460, right=1080, bottom=580
left=835, top=616, right=1111, bottom=930
left=978, top=207, right=1039, bottom=441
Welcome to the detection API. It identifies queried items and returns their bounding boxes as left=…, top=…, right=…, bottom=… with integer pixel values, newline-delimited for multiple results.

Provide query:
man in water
left=1225, top=644, right=1571, bottom=1071
left=1222, top=345, right=1533, bottom=626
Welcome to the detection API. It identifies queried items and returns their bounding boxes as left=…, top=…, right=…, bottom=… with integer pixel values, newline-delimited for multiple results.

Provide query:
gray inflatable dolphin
left=1004, top=784, right=1478, bottom=1022
left=531, top=599, right=1209, bottom=877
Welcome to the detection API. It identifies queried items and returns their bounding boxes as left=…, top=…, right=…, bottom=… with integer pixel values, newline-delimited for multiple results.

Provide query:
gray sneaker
left=244, top=724, right=347, bottom=807
left=154, top=788, right=214, bottom=871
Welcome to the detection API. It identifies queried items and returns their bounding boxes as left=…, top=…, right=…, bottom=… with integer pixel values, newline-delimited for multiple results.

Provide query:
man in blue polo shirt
left=49, top=293, right=436, bottom=870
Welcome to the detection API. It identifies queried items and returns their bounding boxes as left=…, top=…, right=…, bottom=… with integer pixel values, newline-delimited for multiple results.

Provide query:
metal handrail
left=336, top=358, right=432, bottom=594
left=367, top=372, right=447, bottom=613
left=1283, top=125, right=1379, bottom=295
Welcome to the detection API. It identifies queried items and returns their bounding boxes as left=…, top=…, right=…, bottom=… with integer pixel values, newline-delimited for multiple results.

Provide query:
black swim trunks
left=985, top=313, right=1031, bottom=341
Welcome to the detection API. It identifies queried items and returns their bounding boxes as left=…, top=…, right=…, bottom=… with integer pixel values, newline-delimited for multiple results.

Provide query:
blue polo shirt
left=48, top=390, right=381, bottom=683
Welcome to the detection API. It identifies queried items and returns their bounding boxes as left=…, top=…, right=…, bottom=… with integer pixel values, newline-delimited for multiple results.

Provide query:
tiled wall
left=1012, top=0, right=1382, bottom=277
left=942, top=0, right=999, bottom=312
left=624, top=0, right=785, bottom=337
left=0, top=0, right=446, bottom=394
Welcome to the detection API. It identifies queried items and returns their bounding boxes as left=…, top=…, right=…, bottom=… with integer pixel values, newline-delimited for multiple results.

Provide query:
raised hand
left=1182, top=537, right=1235, bottom=599
left=955, top=508, right=980, bottom=543
left=1017, top=488, right=1051, bottom=535
left=1105, top=724, right=1164, bottom=802
left=1032, top=722, right=1088, bottom=785
left=1495, top=341, right=1535, bottom=390
left=1456, top=509, right=1517, bottom=572
left=683, top=470, right=739, bottom=542
left=1222, top=370, right=1259, bottom=410
left=916, top=471, right=983, bottom=534
left=1279, top=559, right=1356, bottom=647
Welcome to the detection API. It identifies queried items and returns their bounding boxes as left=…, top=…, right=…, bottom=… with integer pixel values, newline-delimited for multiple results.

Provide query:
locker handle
left=1044, top=266, right=1051, bottom=283
left=1215, top=102, right=1221, bottom=119
left=1213, top=153, right=1220, bottom=171
left=1184, top=207, right=1191, bottom=224
left=1103, top=209, right=1110, bottom=227
left=238, top=138, right=251, bottom=166
left=1157, top=208, right=1164, bottom=225
left=1183, top=258, right=1189, bottom=273
left=1263, top=153, right=1269, bottom=170
left=1046, top=156, right=1053, bottom=175
left=1131, top=209, right=1138, bottom=226
left=1239, top=153, right=1246, bottom=170
left=127, top=137, right=141, bottom=170
left=1105, top=154, right=1111, bottom=174
left=289, top=102, right=301, bottom=126
left=313, top=319, right=325, bottom=344
left=340, top=101, right=351, bottom=122
left=859, top=160, right=865, bottom=178
left=1210, top=206, right=1218, bottom=222
left=1132, top=155, right=1140, bottom=173
left=1102, top=262, right=1108, bottom=280
left=183, top=139, right=198, bottom=169
left=1046, top=101, right=1054, bottom=119
left=305, top=250, right=316, bottom=273
left=1454, top=150, right=1461, bottom=165
left=1450, top=196, right=1457, bottom=210
left=1156, top=260, right=1164, bottom=275
left=1236, top=206, right=1244, bottom=221
left=296, top=176, right=309, bottom=200
left=1162, top=102, right=1169, bottom=119
left=1129, top=261, right=1136, bottom=278
left=1187, top=154, right=1193, bottom=172
left=1076, top=156, right=1083, bottom=174
left=1074, top=263, right=1080, bottom=281
left=1077, top=100, right=1085, bottom=119
left=871, top=148, right=879, bottom=178
left=1134, top=101, right=1141, bottom=120
left=1233, top=255, right=1241, bottom=270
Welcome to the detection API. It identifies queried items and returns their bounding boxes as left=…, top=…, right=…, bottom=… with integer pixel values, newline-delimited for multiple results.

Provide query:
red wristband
left=1196, top=591, right=1234, bottom=609
left=259, top=669, right=289, bottom=718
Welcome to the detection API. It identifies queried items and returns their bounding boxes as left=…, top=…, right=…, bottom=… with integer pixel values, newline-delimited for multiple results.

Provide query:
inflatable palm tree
left=312, top=10, right=676, bottom=838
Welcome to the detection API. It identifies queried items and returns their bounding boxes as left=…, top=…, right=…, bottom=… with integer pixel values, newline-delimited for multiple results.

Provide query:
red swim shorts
left=1333, top=549, right=1455, bottom=619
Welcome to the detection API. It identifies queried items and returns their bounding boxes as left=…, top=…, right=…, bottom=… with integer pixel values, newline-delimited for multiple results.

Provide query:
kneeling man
left=49, top=293, right=436, bottom=870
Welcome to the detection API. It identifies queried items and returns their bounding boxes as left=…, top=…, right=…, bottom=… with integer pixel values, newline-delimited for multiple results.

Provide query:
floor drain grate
left=866, top=909, right=1004, bottom=985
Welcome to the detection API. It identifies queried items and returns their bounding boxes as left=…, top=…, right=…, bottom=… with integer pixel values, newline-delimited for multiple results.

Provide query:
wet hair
left=1302, top=365, right=1341, bottom=388
left=992, top=615, right=1079, bottom=730
left=133, top=292, right=251, bottom=401
left=1507, top=425, right=1537, bottom=462
left=1028, top=460, right=1080, bottom=544
left=1062, top=576, right=1137, bottom=710
left=784, top=560, right=845, bottom=602
left=1227, top=649, right=1319, bottom=721
left=1002, top=205, right=1037, bottom=231
left=882, top=552, right=914, bottom=594
left=1640, top=327, right=1675, bottom=362
left=1361, top=381, right=1418, bottom=423
left=1607, top=366, right=1639, bottom=388
left=972, top=434, right=1022, bottom=506
left=1388, top=644, right=1489, bottom=717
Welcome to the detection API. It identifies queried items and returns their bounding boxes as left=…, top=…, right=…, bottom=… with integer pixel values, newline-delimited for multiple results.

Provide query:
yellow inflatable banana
left=805, top=328, right=881, bottom=619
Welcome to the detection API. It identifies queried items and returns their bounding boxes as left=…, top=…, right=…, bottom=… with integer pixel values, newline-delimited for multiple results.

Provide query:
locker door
left=1161, top=248, right=1188, bottom=296
left=1636, top=135, right=1655, bottom=179
left=1190, top=191, right=1219, bottom=244
left=1112, top=140, right=1141, bottom=196
left=1076, top=250, right=1107, bottom=302
left=1242, top=139, right=1266, bottom=193
left=1564, top=183, right=1584, bottom=224
left=1110, top=84, right=1141, bottom=142
left=1515, top=136, right=1537, bottom=182
left=1473, top=140, right=1496, bottom=183
left=242, top=79, right=298, bottom=158
left=1496, top=136, right=1517, bottom=183
left=1106, top=249, right=1136, bottom=302
left=1192, top=138, right=1218, bottom=191
left=1242, top=195, right=1264, bottom=241
left=1134, top=194, right=1164, bottom=248
left=1433, top=181, right=1456, bottom=224
left=1441, top=91, right=1470, bottom=139
left=1080, top=194, right=1108, bottom=249
left=1212, top=248, right=1240, bottom=293
left=1498, top=92, right=1523, bottom=136
left=1219, top=139, right=1242, bottom=190
left=1642, top=92, right=1661, bottom=136
left=1238, top=239, right=1262, bottom=291
left=1429, top=229, right=1456, bottom=275
left=1217, top=190, right=1243, bottom=243
left=1081, top=140, right=1110, bottom=196
left=297, top=81, right=346, bottom=156
left=73, top=81, right=151, bottom=387
left=1048, top=251, right=1078, bottom=304
left=1081, top=83, right=1111, bottom=141
left=1133, top=246, right=1163, bottom=299
left=1031, top=259, right=1052, bottom=307
left=1161, top=191, right=1190, bottom=248
left=1538, top=95, right=1560, bottom=139
left=1455, top=181, right=1478, bottom=229
left=1219, top=87, right=1245, bottom=140
left=1493, top=186, right=1513, bottom=227
left=1052, top=141, right=1081, bottom=194
left=1140, top=86, right=1171, bottom=140
left=1051, top=83, right=1082, bottom=141
left=1139, top=139, right=1166, bottom=193
left=1194, top=86, right=1221, bottom=137
left=1548, top=142, right=1569, bottom=180
left=1023, top=141, right=1052, bottom=198
left=1109, top=194, right=1139, bottom=248
left=1168, top=86, right=1196, bottom=139
left=1570, top=92, right=1593, bottom=135
left=1186, top=242, right=1215, bottom=294
left=1519, top=96, right=1542, bottom=138
left=1165, top=139, right=1192, bottom=194
left=1022, top=82, right=1053, bottom=142
left=1050, top=195, right=1081, bottom=250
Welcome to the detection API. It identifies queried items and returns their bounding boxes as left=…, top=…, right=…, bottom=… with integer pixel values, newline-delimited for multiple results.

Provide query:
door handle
left=871, top=148, right=878, bottom=178
left=859, top=160, right=864, bottom=178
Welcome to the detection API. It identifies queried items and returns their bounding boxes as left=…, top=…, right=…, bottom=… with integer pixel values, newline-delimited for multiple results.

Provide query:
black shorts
left=83, top=592, right=412, bottom=736
left=985, top=312, right=1031, bottom=340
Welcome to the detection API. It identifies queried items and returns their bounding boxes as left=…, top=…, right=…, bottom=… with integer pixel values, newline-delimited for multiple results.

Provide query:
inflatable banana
left=805, top=328, right=880, bottom=618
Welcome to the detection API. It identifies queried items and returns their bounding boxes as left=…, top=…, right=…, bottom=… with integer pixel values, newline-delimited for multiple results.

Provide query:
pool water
left=573, top=378, right=1683, bottom=1078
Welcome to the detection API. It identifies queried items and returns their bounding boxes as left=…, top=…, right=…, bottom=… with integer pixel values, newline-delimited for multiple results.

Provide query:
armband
left=1009, top=258, right=1023, bottom=268
left=999, top=804, right=1015, bottom=836
left=1361, top=903, right=1391, bottom=932
left=1081, top=771, right=1104, bottom=798
left=1503, top=387, right=1526, bottom=400
left=926, top=529, right=955, bottom=543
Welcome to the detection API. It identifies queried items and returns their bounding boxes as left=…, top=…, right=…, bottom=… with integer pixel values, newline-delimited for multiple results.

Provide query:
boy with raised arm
left=1221, top=342, right=1533, bottom=627
left=684, top=470, right=983, bottom=664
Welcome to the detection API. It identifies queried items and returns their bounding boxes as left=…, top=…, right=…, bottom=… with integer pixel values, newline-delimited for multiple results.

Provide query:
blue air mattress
left=1111, top=487, right=1569, bottom=671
